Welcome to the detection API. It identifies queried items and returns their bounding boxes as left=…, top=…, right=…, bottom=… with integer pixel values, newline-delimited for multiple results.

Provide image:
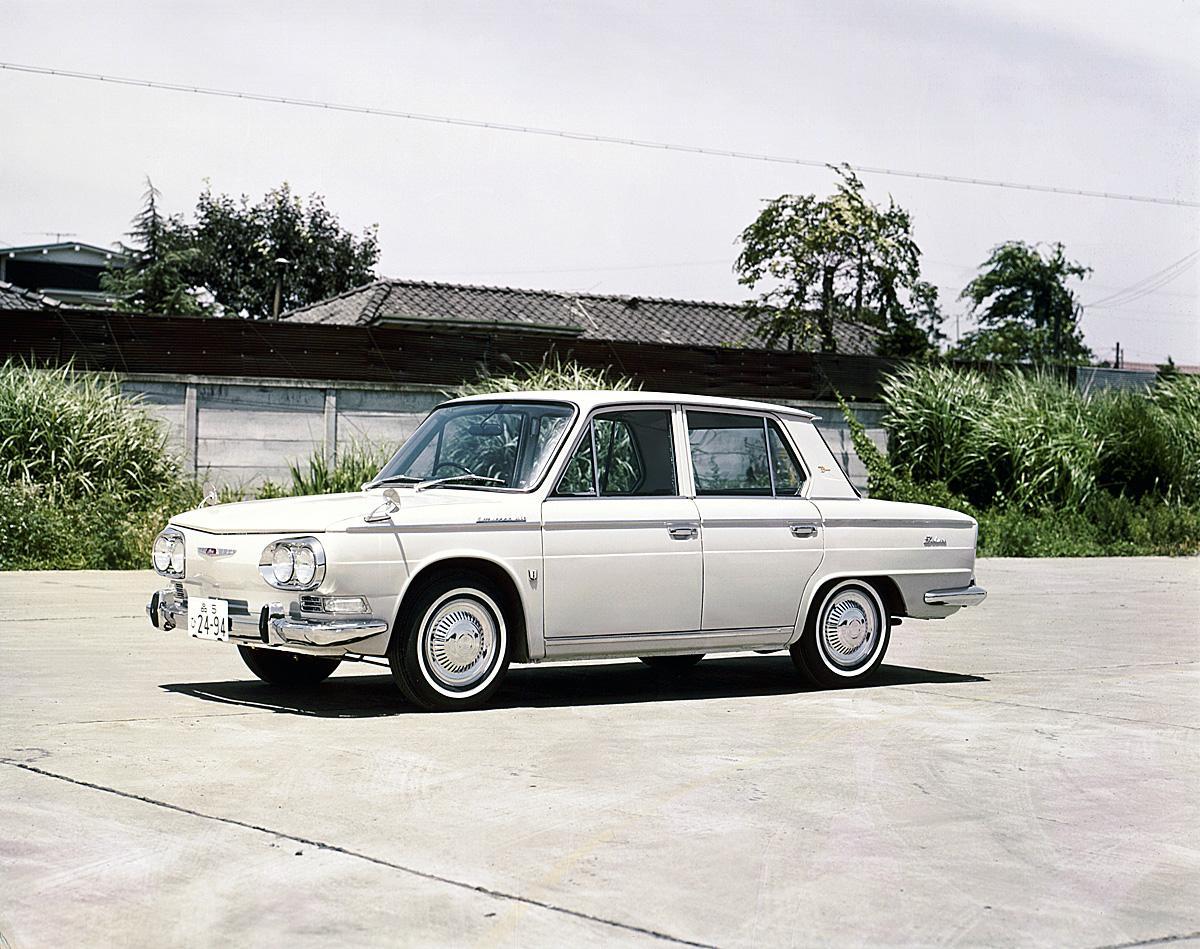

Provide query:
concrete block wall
left=119, top=373, right=885, bottom=493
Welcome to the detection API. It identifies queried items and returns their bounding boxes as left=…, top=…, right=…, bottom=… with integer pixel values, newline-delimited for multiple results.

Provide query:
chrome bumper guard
left=146, top=588, right=389, bottom=648
left=923, top=584, right=987, bottom=607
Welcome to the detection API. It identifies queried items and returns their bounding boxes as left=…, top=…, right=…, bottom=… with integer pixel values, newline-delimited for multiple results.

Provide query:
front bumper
left=923, top=584, right=988, bottom=608
left=146, top=587, right=389, bottom=648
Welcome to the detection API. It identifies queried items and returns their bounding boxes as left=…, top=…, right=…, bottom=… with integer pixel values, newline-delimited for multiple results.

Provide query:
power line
left=1084, top=250, right=1200, bottom=308
left=4, top=60, right=1199, bottom=209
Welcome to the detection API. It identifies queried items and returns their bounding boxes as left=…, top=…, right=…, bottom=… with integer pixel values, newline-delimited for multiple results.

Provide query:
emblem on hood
left=924, top=536, right=947, bottom=547
left=199, top=547, right=236, bottom=557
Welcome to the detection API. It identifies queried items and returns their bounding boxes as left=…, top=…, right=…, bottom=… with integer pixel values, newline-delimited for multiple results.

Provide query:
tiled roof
left=283, top=279, right=880, bottom=354
left=0, top=282, right=61, bottom=310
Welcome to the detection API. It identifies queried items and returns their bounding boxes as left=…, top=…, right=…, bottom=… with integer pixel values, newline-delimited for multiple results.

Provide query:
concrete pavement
left=1, top=558, right=1198, bottom=948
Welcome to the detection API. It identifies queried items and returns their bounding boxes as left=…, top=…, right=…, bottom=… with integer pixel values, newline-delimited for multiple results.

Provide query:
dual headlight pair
left=152, top=528, right=325, bottom=592
left=259, top=537, right=326, bottom=591
left=152, top=528, right=186, bottom=577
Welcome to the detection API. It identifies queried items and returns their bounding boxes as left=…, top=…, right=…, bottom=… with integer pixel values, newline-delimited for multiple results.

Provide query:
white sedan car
left=148, top=390, right=985, bottom=710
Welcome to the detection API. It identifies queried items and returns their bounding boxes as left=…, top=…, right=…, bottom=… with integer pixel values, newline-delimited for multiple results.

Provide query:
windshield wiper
left=363, top=474, right=422, bottom=489
left=414, top=474, right=505, bottom=492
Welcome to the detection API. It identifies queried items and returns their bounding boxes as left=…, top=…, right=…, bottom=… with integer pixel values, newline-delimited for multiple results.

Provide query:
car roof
left=441, top=389, right=817, bottom=419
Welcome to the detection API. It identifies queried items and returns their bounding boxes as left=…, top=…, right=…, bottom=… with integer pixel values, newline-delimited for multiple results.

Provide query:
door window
left=687, top=411, right=807, bottom=497
left=768, top=422, right=808, bottom=495
left=555, top=409, right=677, bottom=497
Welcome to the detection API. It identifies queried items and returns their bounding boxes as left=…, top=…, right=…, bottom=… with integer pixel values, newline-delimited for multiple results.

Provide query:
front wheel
left=389, top=572, right=512, bottom=711
left=238, top=646, right=341, bottom=688
left=791, top=580, right=890, bottom=688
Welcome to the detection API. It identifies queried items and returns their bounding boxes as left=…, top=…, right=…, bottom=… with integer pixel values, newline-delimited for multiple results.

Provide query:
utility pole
left=1115, top=341, right=1122, bottom=369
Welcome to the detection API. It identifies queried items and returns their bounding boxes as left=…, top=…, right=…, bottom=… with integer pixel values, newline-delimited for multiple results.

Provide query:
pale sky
left=3, top=1, right=1198, bottom=364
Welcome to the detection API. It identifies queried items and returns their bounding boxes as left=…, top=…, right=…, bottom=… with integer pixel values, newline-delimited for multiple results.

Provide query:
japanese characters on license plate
left=188, top=596, right=230, bottom=641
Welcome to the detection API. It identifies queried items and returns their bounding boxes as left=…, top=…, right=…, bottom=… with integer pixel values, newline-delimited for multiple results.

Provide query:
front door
left=542, top=407, right=702, bottom=638
left=685, top=409, right=824, bottom=631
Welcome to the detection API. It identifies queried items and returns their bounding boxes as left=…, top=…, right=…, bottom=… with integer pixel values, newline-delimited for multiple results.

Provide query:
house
left=0, top=242, right=129, bottom=307
left=283, top=278, right=881, bottom=354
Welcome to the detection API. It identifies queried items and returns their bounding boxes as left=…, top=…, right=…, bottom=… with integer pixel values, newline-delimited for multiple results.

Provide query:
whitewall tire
left=389, top=571, right=512, bottom=711
left=791, top=579, right=891, bottom=688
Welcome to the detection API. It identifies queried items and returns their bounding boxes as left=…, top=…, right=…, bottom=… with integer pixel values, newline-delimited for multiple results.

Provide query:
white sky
left=3, top=0, right=1198, bottom=364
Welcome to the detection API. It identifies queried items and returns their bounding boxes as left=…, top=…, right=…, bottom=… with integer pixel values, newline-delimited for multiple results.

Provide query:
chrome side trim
left=543, top=519, right=693, bottom=531
left=701, top=518, right=818, bottom=530
left=923, top=585, right=987, bottom=607
left=346, top=521, right=541, bottom=534
left=822, top=518, right=976, bottom=530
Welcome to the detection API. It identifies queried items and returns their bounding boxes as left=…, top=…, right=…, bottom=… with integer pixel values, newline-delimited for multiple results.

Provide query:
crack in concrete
left=1090, top=930, right=1200, bottom=948
left=30, top=711, right=262, bottom=726
left=902, top=687, right=1200, bottom=732
left=972, top=659, right=1200, bottom=677
left=1, top=759, right=717, bottom=949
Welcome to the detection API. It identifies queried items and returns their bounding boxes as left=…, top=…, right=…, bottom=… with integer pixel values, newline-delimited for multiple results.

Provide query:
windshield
left=371, top=401, right=575, bottom=490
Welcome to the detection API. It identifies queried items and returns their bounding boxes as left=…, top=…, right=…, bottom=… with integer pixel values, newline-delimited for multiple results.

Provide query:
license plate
left=188, top=596, right=230, bottom=641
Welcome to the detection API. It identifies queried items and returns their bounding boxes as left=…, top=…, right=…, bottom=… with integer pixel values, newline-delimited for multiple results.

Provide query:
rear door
left=685, top=409, right=824, bottom=631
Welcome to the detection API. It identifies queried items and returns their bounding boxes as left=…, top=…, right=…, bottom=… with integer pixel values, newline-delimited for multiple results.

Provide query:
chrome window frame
left=548, top=403, right=683, bottom=501
left=680, top=405, right=812, bottom=500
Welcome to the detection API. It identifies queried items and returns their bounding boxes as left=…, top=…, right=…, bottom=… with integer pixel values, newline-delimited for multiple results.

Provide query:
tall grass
left=256, top=442, right=392, bottom=498
left=0, top=362, right=180, bottom=502
left=879, top=364, right=1200, bottom=511
left=0, top=361, right=200, bottom=569
left=452, top=354, right=638, bottom=397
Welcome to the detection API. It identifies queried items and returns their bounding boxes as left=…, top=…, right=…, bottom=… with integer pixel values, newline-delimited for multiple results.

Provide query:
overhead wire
left=2, top=61, right=1199, bottom=209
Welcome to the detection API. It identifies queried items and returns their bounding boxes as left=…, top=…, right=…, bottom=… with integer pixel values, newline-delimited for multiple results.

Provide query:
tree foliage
left=734, top=166, right=942, bottom=357
left=954, top=241, right=1091, bottom=365
left=101, top=179, right=202, bottom=315
left=103, top=180, right=380, bottom=319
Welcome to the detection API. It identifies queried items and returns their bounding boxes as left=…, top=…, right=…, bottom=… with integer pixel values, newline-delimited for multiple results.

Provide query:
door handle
left=668, top=524, right=698, bottom=540
left=789, top=523, right=819, bottom=538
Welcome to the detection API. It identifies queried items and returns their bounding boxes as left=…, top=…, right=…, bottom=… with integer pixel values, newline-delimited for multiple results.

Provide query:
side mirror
left=364, top=487, right=402, bottom=524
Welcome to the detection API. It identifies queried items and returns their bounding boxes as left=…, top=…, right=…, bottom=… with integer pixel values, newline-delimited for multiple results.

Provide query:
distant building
left=0, top=242, right=130, bottom=307
left=0, top=281, right=62, bottom=310
left=283, top=278, right=882, bottom=354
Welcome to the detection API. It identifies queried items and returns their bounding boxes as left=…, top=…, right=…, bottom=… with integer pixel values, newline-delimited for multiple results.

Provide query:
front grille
left=299, top=595, right=325, bottom=613
left=173, top=581, right=186, bottom=601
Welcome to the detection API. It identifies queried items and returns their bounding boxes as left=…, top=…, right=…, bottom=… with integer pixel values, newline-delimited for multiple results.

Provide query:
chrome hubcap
left=821, top=590, right=879, bottom=669
left=423, top=597, right=498, bottom=688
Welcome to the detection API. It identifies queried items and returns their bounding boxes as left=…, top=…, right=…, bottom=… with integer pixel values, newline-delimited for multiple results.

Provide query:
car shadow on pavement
left=160, top=656, right=986, bottom=718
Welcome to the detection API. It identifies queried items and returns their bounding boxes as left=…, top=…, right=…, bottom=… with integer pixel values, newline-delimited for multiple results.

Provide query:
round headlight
left=153, top=533, right=171, bottom=572
left=271, top=545, right=295, bottom=584
left=168, top=538, right=185, bottom=575
left=293, top=545, right=317, bottom=586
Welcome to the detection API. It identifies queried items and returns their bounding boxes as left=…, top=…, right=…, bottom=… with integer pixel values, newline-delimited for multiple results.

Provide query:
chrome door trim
left=543, top=518, right=698, bottom=532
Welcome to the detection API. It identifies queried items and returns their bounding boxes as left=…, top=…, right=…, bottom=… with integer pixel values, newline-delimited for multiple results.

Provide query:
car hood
left=171, top=489, right=508, bottom=534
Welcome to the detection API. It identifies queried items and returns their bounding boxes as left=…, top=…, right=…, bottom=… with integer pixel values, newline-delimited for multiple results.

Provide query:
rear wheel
left=237, top=646, right=341, bottom=688
left=639, top=654, right=704, bottom=671
left=389, top=572, right=512, bottom=711
left=792, top=580, right=890, bottom=688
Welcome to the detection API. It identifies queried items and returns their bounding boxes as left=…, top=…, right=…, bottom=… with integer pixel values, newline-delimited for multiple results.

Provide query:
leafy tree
left=879, top=280, right=946, bottom=360
left=185, top=183, right=379, bottom=319
left=101, top=179, right=204, bottom=315
left=954, top=241, right=1092, bottom=365
left=734, top=166, right=936, bottom=356
left=105, top=181, right=380, bottom=318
